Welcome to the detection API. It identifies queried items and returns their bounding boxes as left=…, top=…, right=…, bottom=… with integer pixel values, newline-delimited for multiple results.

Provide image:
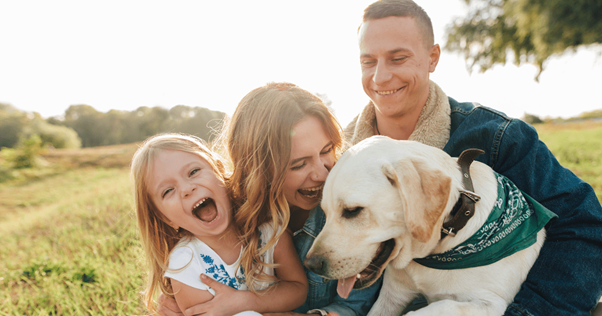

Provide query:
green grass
left=0, top=144, right=147, bottom=315
left=535, top=121, right=602, bottom=201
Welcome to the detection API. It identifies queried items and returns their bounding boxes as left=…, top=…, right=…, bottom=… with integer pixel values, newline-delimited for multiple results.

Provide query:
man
left=345, top=1, right=602, bottom=316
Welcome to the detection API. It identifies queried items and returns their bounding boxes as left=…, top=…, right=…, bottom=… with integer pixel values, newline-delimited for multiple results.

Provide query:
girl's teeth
left=193, top=198, right=206, bottom=209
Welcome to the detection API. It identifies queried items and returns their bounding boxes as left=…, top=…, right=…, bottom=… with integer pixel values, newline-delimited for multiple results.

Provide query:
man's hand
left=157, top=293, right=183, bottom=316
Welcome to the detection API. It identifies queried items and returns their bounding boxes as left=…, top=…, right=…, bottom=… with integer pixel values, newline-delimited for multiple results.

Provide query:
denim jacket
left=293, top=206, right=382, bottom=316
left=446, top=98, right=602, bottom=316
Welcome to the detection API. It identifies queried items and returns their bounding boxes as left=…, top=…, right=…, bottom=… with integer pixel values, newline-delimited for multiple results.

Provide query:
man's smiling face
left=359, top=16, right=439, bottom=120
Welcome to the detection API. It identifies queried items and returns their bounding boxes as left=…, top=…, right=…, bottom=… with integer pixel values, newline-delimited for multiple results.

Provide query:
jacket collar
left=294, top=206, right=324, bottom=238
left=345, top=80, right=451, bottom=149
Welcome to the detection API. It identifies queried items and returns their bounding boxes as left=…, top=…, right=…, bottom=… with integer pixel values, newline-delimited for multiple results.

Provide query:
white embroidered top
left=164, top=223, right=278, bottom=295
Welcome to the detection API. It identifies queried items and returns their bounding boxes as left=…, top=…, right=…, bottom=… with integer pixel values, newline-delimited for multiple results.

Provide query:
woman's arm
left=262, top=229, right=308, bottom=311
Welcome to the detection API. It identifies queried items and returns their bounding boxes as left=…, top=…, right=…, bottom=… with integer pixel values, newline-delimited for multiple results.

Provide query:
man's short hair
left=362, top=0, right=434, bottom=48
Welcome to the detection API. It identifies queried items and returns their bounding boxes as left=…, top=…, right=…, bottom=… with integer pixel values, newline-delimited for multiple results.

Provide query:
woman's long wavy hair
left=221, top=82, right=344, bottom=290
left=130, top=133, right=230, bottom=313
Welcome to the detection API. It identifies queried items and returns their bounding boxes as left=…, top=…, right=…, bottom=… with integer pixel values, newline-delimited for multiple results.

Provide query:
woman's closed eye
left=291, top=161, right=306, bottom=171
left=320, top=146, right=333, bottom=155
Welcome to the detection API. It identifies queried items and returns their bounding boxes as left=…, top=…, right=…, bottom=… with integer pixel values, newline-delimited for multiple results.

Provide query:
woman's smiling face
left=283, top=115, right=335, bottom=211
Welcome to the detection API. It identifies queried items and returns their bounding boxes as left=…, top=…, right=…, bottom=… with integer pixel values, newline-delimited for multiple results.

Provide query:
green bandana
left=414, top=173, right=557, bottom=270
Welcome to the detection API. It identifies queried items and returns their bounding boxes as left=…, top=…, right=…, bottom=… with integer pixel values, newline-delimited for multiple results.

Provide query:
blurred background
left=1, top=0, right=601, bottom=129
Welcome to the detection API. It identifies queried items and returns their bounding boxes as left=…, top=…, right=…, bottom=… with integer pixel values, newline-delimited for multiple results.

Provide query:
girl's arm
left=170, top=279, right=213, bottom=313
left=184, top=230, right=308, bottom=315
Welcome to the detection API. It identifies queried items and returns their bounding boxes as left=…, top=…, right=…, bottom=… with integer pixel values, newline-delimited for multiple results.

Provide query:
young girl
left=131, top=133, right=307, bottom=315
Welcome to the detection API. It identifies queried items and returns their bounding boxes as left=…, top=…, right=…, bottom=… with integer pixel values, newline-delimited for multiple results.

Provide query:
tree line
left=0, top=103, right=225, bottom=149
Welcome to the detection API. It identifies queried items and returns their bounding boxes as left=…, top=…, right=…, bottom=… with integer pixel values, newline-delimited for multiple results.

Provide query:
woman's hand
left=183, top=274, right=258, bottom=316
left=157, top=293, right=183, bottom=316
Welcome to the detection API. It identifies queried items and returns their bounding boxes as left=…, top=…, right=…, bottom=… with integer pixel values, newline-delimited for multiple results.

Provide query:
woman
left=159, top=82, right=381, bottom=316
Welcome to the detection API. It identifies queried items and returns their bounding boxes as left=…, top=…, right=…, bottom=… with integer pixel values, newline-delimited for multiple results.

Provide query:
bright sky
left=1, top=0, right=601, bottom=126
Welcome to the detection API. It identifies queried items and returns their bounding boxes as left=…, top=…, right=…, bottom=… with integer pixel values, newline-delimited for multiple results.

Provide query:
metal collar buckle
left=441, top=226, right=456, bottom=237
left=459, top=189, right=481, bottom=203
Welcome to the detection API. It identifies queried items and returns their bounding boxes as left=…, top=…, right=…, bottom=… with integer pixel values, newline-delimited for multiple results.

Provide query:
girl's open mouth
left=192, top=198, right=218, bottom=223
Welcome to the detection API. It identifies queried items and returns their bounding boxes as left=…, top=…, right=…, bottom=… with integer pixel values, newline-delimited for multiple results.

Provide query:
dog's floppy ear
left=382, top=158, right=451, bottom=243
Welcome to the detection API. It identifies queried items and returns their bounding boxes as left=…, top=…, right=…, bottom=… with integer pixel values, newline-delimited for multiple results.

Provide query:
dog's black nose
left=304, top=255, right=328, bottom=275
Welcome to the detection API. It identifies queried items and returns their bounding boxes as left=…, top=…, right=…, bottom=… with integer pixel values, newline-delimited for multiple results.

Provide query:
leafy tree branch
left=445, top=0, right=602, bottom=81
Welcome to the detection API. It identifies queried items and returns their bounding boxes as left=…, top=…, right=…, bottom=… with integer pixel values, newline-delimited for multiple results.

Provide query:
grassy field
left=535, top=121, right=602, bottom=201
left=0, top=144, right=146, bottom=315
left=0, top=122, right=601, bottom=315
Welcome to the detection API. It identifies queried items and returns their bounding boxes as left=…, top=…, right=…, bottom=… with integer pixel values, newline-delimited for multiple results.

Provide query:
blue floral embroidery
left=199, top=254, right=241, bottom=290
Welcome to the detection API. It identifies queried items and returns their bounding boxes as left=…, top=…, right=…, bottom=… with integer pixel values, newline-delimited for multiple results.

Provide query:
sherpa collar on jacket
left=344, top=80, right=451, bottom=149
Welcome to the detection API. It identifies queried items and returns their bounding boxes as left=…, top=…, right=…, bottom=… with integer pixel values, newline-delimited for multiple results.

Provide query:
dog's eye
left=342, top=207, right=363, bottom=219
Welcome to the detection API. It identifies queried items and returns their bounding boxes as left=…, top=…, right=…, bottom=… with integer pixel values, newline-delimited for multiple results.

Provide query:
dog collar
left=415, top=173, right=557, bottom=269
left=440, top=148, right=484, bottom=239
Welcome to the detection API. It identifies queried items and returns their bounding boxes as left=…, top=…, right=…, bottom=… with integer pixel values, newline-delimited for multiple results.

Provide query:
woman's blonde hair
left=130, top=133, right=229, bottom=313
left=222, top=82, right=344, bottom=289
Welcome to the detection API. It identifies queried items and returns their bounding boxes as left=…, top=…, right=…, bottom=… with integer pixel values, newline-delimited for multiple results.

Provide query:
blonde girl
left=131, top=133, right=307, bottom=315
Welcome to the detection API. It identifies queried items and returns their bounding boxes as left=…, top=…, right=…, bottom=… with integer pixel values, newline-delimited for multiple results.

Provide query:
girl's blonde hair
left=130, top=133, right=229, bottom=313
left=222, top=82, right=344, bottom=289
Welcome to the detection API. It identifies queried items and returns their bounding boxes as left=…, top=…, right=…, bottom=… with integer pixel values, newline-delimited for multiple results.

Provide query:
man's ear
left=428, top=44, right=441, bottom=73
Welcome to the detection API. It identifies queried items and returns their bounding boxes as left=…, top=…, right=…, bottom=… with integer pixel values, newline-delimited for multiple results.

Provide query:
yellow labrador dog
left=305, top=136, right=550, bottom=316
